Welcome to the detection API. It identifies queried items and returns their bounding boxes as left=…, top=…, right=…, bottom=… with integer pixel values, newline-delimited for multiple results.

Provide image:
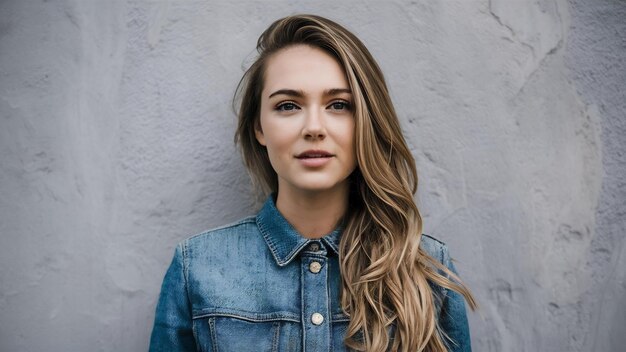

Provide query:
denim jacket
left=149, top=196, right=471, bottom=351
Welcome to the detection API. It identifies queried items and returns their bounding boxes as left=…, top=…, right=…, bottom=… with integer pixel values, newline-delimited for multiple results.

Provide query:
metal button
left=309, top=261, right=322, bottom=274
left=307, top=243, right=320, bottom=252
left=311, top=313, right=324, bottom=325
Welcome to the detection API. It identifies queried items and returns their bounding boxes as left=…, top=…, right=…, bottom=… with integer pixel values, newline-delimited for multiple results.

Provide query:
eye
left=328, top=101, right=351, bottom=111
left=275, top=102, right=300, bottom=112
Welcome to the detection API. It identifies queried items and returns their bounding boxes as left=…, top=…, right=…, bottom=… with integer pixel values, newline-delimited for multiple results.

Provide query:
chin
left=290, top=177, right=349, bottom=193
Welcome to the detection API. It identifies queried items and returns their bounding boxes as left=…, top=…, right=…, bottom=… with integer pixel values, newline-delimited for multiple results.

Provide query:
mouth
left=295, top=150, right=335, bottom=159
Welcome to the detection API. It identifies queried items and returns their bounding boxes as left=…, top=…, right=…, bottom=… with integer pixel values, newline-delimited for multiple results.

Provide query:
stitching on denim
left=331, top=313, right=350, bottom=322
left=258, top=212, right=304, bottom=267
left=257, top=212, right=310, bottom=267
left=198, top=313, right=300, bottom=323
left=181, top=242, right=188, bottom=285
left=191, top=319, right=200, bottom=352
left=208, top=317, right=218, bottom=352
left=258, top=200, right=319, bottom=266
left=324, top=257, right=332, bottom=351
left=180, top=241, right=194, bottom=321
left=186, top=216, right=256, bottom=242
left=300, top=258, right=307, bottom=352
left=302, top=252, right=329, bottom=260
left=271, top=321, right=281, bottom=352
left=421, top=233, right=446, bottom=246
left=441, top=244, right=450, bottom=299
left=321, top=236, right=340, bottom=254
left=282, top=242, right=310, bottom=264
left=257, top=212, right=285, bottom=266
left=193, top=309, right=300, bottom=323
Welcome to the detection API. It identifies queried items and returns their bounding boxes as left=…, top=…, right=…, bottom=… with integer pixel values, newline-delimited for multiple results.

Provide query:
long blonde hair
left=234, top=14, right=476, bottom=352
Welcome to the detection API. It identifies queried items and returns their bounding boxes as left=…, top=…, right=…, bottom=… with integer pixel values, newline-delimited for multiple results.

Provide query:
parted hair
left=234, top=14, right=476, bottom=352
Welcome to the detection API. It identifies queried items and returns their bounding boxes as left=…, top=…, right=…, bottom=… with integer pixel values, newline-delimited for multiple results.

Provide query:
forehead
left=262, top=45, right=349, bottom=95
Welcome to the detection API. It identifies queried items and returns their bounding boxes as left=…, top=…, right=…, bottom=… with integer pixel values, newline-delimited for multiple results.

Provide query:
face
left=255, top=44, right=357, bottom=196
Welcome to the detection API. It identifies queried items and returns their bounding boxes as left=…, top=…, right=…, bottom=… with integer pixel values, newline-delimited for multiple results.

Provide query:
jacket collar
left=256, top=194, right=342, bottom=267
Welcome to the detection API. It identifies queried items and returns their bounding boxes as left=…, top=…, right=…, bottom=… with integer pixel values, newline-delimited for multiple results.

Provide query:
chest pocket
left=192, top=310, right=353, bottom=352
left=192, top=310, right=301, bottom=352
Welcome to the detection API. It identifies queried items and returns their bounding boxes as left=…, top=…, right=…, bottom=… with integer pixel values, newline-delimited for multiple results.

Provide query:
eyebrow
left=268, top=88, right=352, bottom=99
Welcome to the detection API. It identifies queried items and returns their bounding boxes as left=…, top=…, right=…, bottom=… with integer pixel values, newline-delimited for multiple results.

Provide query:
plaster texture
left=0, top=1, right=624, bottom=351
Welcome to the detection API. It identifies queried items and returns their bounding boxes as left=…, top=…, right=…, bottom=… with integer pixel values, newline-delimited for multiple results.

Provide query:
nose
left=302, top=107, right=326, bottom=140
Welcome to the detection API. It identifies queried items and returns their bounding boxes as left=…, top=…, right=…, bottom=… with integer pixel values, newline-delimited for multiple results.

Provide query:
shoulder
left=179, top=215, right=260, bottom=253
left=419, top=233, right=448, bottom=264
left=420, top=234, right=463, bottom=315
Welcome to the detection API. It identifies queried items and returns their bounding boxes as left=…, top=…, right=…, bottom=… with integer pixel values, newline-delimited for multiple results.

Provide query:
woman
left=150, top=14, right=476, bottom=352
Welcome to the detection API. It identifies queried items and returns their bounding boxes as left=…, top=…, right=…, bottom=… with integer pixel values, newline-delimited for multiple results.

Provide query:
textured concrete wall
left=0, top=1, right=624, bottom=351
left=565, top=1, right=626, bottom=351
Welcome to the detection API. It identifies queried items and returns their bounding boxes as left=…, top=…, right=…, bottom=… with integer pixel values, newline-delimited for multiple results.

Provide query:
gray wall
left=0, top=1, right=624, bottom=351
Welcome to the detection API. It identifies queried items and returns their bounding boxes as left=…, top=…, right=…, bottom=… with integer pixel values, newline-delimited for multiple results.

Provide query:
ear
left=254, top=120, right=266, bottom=146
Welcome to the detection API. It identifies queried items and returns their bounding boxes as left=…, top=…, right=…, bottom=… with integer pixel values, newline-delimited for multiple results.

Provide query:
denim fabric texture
left=149, top=195, right=471, bottom=351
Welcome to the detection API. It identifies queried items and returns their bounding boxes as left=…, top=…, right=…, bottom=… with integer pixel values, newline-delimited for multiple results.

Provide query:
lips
left=295, top=150, right=335, bottom=168
left=296, top=150, right=334, bottom=159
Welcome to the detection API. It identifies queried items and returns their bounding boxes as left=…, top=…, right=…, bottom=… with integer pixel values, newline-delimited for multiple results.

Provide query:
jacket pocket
left=192, top=308, right=301, bottom=352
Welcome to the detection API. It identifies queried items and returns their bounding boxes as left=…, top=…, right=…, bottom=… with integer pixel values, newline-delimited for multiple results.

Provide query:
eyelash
left=329, top=101, right=351, bottom=111
left=275, top=100, right=352, bottom=112
left=275, top=102, right=300, bottom=112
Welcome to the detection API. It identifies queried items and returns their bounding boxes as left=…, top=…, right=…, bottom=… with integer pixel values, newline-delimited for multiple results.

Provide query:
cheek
left=260, top=113, right=299, bottom=151
left=263, top=128, right=288, bottom=151
left=340, top=121, right=356, bottom=154
left=346, top=124, right=358, bottom=170
left=259, top=123, right=292, bottom=165
left=331, top=119, right=357, bottom=168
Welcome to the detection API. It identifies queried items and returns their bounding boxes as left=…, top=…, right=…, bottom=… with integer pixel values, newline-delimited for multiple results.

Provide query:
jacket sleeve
left=439, top=244, right=472, bottom=352
left=149, top=243, right=197, bottom=352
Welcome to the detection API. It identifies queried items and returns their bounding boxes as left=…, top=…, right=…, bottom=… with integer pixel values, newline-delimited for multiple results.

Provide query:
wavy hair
left=234, top=14, right=476, bottom=352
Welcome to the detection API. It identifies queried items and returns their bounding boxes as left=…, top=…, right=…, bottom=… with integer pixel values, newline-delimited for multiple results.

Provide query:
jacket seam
left=194, top=312, right=300, bottom=323
left=185, top=216, right=256, bottom=242
left=271, top=321, right=281, bottom=352
left=181, top=242, right=194, bottom=321
left=440, top=244, right=450, bottom=300
left=209, top=317, right=218, bottom=352
left=422, top=233, right=446, bottom=246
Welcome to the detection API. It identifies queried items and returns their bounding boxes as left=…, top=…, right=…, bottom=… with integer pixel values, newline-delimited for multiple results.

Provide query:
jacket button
left=311, top=313, right=324, bottom=325
left=309, top=261, right=322, bottom=274
left=307, top=243, right=320, bottom=252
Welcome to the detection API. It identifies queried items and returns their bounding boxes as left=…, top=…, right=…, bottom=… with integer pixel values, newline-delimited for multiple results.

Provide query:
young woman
left=150, top=14, right=476, bottom=352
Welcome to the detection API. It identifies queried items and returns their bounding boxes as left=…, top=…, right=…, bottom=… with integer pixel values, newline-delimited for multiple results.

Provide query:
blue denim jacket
left=149, top=196, right=471, bottom=351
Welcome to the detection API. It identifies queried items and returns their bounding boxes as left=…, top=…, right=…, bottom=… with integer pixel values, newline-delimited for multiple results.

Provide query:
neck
left=275, top=185, right=349, bottom=239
